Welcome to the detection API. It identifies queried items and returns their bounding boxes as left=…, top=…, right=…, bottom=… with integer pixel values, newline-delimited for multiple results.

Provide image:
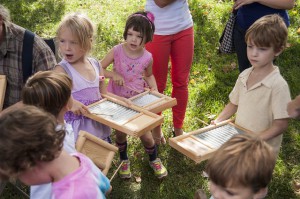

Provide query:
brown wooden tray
left=76, top=131, right=118, bottom=175
left=84, top=95, right=164, bottom=137
left=169, top=120, right=251, bottom=163
left=129, top=90, right=177, bottom=113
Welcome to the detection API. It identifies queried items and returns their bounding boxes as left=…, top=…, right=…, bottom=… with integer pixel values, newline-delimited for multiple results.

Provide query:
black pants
left=233, top=23, right=251, bottom=73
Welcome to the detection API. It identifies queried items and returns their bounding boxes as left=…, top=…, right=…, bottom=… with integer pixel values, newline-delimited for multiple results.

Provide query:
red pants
left=146, top=27, right=194, bottom=128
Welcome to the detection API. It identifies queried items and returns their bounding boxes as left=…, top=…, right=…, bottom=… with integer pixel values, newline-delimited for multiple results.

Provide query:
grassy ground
left=1, top=0, right=300, bottom=198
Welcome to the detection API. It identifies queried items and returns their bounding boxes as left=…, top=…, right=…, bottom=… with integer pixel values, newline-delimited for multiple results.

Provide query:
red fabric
left=146, top=27, right=194, bottom=128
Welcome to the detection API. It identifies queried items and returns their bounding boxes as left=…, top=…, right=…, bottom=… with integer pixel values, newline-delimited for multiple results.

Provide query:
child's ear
left=274, top=46, right=284, bottom=57
left=254, top=187, right=268, bottom=199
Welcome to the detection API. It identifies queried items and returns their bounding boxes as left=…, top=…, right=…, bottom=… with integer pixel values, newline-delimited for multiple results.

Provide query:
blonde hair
left=206, top=134, right=276, bottom=193
left=56, top=12, right=94, bottom=53
left=245, top=14, right=288, bottom=53
left=0, top=4, right=11, bottom=22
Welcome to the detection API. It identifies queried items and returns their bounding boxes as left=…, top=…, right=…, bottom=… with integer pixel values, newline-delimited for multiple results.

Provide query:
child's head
left=245, top=14, right=288, bottom=53
left=206, top=134, right=276, bottom=199
left=56, top=12, right=94, bottom=54
left=0, top=105, right=65, bottom=183
left=22, top=71, right=72, bottom=117
left=123, top=11, right=155, bottom=45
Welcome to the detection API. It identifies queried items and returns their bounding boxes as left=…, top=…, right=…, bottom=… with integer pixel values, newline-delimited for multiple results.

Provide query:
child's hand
left=210, top=120, right=218, bottom=125
left=72, top=100, right=90, bottom=115
left=122, top=98, right=133, bottom=107
left=112, top=73, right=125, bottom=86
left=287, top=99, right=300, bottom=119
left=150, top=87, right=158, bottom=92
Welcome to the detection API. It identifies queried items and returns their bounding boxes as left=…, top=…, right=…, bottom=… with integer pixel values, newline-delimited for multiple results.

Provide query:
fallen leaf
left=134, top=176, right=142, bottom=183
left=134, top=151, right=142, bottom=158
left=230, top=62, right=237, bottom=70
left=206, top=114, right=216, bottom=119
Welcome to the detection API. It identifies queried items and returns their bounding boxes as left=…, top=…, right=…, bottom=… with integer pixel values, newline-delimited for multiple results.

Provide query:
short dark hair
left=123, top=11, right=155, bottom=45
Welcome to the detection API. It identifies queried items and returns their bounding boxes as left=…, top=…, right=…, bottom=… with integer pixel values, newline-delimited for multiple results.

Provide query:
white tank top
left=145, top=0, right=193, bottom=35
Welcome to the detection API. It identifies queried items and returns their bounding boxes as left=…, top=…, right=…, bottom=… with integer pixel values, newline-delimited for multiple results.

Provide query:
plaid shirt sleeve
left=32, top=36, right=57, bottom=72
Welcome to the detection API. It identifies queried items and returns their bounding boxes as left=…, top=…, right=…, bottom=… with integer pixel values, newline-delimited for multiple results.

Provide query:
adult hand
left=154, top=0, right=176, bottom=8
left=233, top=0, right=255, bottom=10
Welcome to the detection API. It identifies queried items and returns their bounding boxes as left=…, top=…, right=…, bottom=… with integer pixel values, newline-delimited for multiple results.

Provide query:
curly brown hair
left=0, top=105, right=65, bottom=181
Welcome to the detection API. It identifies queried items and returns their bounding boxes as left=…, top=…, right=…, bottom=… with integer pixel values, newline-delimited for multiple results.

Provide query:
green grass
left=1, top=0, right=300, bottom=198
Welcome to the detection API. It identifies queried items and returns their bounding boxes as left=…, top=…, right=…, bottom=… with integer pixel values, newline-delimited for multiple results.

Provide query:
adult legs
left=170, top=27, right=194, bottom=135
left=233, top=23, right=251, bottom=73
left=146, top=34, right=171, bottom=140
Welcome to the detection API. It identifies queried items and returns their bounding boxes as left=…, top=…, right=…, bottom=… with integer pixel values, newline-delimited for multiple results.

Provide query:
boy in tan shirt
left=213, top=14, right=291, bottom=156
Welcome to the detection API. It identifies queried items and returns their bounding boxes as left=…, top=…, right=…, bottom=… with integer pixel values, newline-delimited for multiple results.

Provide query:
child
left=287, top=95, right=300, bottom=119
left=101, top=10, right=165, bottom=145
left=212, top=14, right=291, bottom=156
left=54, top=12, right=111, bottom=143
left=22, top=71, right=76, bottom=198
left=0, top=106, right=111, bottom=199
left=100, top=11, right=167, bottom=179
left=205, top=134, right=276, bottom=199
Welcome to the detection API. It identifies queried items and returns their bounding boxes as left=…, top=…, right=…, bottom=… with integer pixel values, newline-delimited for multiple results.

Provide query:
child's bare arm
left=212, top=102, right=238, bottom=124
left=106, top=185, right=112, bottom=196
left=99, top=65, right=107, bottom=95
left=144, top=60, right=158, bottom=91
left=100, top=48, right=124, bottom=86
left=259, top=118, right=288, bottom=141
left=71, top=99, right=90, bottom=115
left=100, top=48, right=114, bottom=71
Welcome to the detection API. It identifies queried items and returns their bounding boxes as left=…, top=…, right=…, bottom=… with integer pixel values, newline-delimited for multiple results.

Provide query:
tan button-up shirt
left=230, top=66, right=291, bottom=153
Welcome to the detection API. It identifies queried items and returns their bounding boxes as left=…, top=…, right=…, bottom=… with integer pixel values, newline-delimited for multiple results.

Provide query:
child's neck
left=251, top=64, right=275, bottom=76
left=123, top=43, right=144, bottom=58
left=247, top=64, right=275, bottom=89
left=48, top=150, right=80, bottom=182
left=56, top=110, right=66, bottom=124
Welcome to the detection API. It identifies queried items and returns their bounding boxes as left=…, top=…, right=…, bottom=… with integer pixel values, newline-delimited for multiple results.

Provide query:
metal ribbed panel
left=194, top=124, right=244, bottom=148
left=131, top=93, right=160, bottom=107
left=89, top=101, right=139, bottom=124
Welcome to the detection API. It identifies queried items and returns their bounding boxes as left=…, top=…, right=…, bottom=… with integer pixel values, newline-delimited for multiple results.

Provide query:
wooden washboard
left=76, top=131, right=118, bottom=175
left=129, top=89, right=177, bottom=114
left=169, top=120, right=251, bottom=163
left=84, top=94, right=164, bottom=137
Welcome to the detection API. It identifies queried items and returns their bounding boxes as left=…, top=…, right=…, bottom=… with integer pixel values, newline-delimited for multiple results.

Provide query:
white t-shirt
left=145, top=0, right=193, bottom=35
